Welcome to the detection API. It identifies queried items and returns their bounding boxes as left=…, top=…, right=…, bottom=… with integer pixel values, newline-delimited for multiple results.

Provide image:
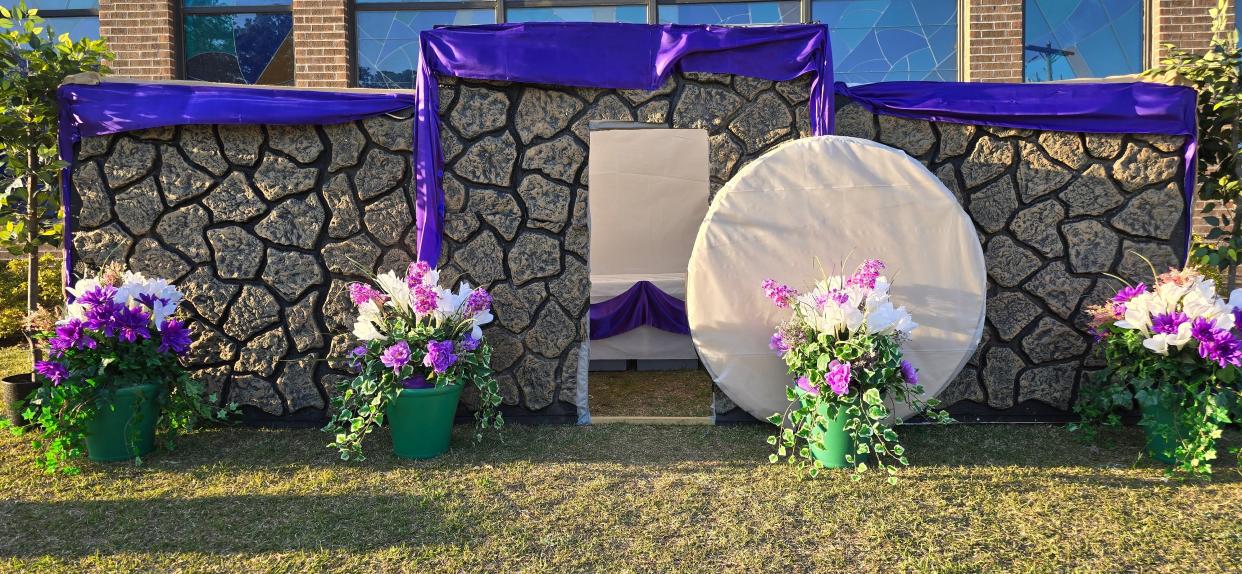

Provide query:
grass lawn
left=0, top=421, right=1239, bottom=572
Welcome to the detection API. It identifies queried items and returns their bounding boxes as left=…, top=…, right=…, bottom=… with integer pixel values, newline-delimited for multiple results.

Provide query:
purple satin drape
left=414, top=22, right=835, bottom=265
left=57, top=81, right=417, bottom=285
left=589, top=281, right=690, bottom=340
left=836, top=80, right=1199, bottom=247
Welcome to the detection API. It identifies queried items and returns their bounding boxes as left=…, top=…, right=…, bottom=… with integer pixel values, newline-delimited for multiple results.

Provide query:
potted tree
left=763, top=260, right=952, bottom=481
left=324, top=261, right=504, bottom=461
left=0, top=3, right=112, bottom=426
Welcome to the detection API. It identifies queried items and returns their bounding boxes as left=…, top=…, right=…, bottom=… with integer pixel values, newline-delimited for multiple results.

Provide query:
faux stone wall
left=435, top=73, right=813, bottom=420
left=827, top=100, right=1187, bottom=418
left=67, top=76, right=1187, bottom=423
left=69, top=115, right=417, bottom=421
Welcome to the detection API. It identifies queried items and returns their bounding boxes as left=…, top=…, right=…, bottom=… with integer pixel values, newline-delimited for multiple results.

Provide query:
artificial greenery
left=0, top=3, right=112, bottom=373
left=15, top=265, right=234, bottom=474
left=1074, top=264, right=1242, bottom=478
left=763, top=260, right=952, bottom=482
left=1146, top=0, right=1241, bottom=287
left=324, top=263, right=503, bottom=461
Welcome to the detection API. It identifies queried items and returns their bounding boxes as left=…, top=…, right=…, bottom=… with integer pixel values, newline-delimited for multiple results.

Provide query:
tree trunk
left=25, top=133, right=41, bottom=381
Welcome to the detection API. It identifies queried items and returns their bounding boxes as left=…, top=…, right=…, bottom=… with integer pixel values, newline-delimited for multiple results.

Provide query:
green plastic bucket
left=386, top=383, right=463, bottom=459
left=808, top=401, right=858, bottom=469
left=1141, top=396, right=1186, bottom=465
left=85, top=383, right=161, bottom=462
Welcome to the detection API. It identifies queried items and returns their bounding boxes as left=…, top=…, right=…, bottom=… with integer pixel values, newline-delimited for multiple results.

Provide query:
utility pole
left=1024, top=43, right=1075, bottom=81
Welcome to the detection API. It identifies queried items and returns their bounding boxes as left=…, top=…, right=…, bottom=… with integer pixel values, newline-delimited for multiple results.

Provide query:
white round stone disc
left=687, top=136, right=986, bottom=421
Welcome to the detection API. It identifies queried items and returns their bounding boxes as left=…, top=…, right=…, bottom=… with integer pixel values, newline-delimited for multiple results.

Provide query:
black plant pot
left=1, top=373, right=40, bottom=427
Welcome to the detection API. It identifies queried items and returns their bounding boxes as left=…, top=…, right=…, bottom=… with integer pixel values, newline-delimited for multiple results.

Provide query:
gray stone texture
left=68, top=79, right=1187, bottom=421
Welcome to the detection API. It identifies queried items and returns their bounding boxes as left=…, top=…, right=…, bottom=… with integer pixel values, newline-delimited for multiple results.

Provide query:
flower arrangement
left=323, top=261, right=504, bottom=460
left=17, top=264, right=231, bottom=473
left=763, top=259, right=951, bottom=480
left=1076, top=263, right=1242, bottom=476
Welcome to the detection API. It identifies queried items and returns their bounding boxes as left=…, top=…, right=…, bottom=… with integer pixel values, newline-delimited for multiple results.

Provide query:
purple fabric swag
left=590, top=281, right=691, bottom=340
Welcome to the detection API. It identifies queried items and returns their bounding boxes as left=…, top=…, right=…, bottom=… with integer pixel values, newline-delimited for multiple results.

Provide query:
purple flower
left=348, top=345, right=368, bottom=371
left=824, top=360, right=851, bottom=396
left=48, top=319, right=95, bottom=357
left=348, top=283, right=387, bottom=307
left=813, top=289, right=849, bottom=311
left=796, top=375, right=818, bottom=395
left=113, top=306, right=152, bottom=343
left=457, top=334, right=481, bottom=353
left=82, top=293, right=122, bottom=335
left=380, top=341, right=411, bottom=372
left=423, top=339, right=458, bottom=374
left=846, top=259, right=886, bottom=290
left=157, top=318, right=192, bottom=355
left=1192, top=317, right=1242, bottom=368
left=761, top=279, right=797, bottom=309
left=351, top=345, right=368, bottom=357
left=412, top=284, right=439, bottom=315
left=406, top=261, right=432, bottom=288
left=35, top=361, right=68, bottom=386
left=769, top=331, right=791, bottom=356
left=77, top=285, right=117, bottom=308
left=464, top=289, right=492, bottom=316
left=1150, top=312, right=1189, bottom=335
left=136, top=292, right=168, bottom=310
left=900, top=359, right=918, bottom=386
left=1112, top=283, right=1147, bottom=305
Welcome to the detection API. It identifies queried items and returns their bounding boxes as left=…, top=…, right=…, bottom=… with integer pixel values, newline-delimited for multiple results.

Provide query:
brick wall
left=965, top=0, right=1024, bottom=82
left=293, top=0, right=351, bottom=88
left=99, top=0, right=176, bottom=80
left=1153, top=0, right=1237, bottom=61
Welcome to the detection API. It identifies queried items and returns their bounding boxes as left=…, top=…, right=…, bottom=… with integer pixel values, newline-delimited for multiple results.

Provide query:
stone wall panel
left=69, top=80, right=1187, bottom=422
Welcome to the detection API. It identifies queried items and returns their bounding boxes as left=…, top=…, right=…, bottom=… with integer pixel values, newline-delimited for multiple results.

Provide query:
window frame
left=1020, top=0, right=1150, bottom=83
left=178, top=0, right=297, bottom=84
left=350, top=0, right=968, bottom=87
left=27, top=1, right=101, bottom=40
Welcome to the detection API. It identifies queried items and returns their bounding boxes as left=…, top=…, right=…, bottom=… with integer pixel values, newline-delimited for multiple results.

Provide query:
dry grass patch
left=0, top=422, right=1239, bottom=573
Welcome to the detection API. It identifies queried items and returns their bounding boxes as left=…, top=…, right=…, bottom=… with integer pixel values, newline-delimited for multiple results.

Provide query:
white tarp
left=587, top=128, right=708, bottom=361
left=687, top=136, right=987, bottom=421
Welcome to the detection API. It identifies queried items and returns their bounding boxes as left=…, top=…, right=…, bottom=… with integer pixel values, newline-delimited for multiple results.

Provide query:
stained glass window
left=812, top=0, right=957, bottom=85
left=657, top=2, right=800, bottom=25
left=1024, top=0, right=1143, bottom=82
left=507, top=6, right=648, bottom=24
left=23, top=0, right=99, bottom=40
left=356, top=10, right=496, bottom=89
left=182, top=1, right=295, bottom=85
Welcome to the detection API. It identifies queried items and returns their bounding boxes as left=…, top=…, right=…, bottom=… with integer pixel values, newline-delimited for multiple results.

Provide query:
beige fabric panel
left=687, top=136, right=986, bottom=421
left=590, top=273, right=686, bottom=301
left=587, top=128, right=709, bottom=277
left=589, top=326, right=699, bottom=361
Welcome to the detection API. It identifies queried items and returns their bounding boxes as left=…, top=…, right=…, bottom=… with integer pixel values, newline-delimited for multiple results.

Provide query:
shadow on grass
left=0, top=493, right=474, bottom=557
left=88, top=422, right=1241, bottom=480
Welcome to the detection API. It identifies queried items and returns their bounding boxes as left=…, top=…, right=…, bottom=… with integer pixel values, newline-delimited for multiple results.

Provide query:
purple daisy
left=1149, top=311, right=1189, bottom=335
left=34, top=361, right=68, bottom=386
left=1112, top=283, right=1148, bottom=305
left=157, top=318, right=192, bottom=355
left=1192, top=317, right=1242, bottom=368
left=48, top=318, right=95, bottom=357
left=113, top=306, right=152, bottom=343
left=423, top=339, right=458, bottom=374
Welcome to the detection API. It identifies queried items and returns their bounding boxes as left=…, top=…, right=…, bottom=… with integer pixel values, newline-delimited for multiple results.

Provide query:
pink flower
left=380, top=341, right=411, bottom=373
left=761, top=279, right=797, bottom=308
left=796, top=375, right=818, bottom=395
left=824, top=360, right=851, bottom=396
left=412, top=284, right=438, bottom=315
left=349, top=283, right=387, bottom=307
left=846, top=259, right=885, bottom=290
left=406, top=261, right=432, bottom=288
